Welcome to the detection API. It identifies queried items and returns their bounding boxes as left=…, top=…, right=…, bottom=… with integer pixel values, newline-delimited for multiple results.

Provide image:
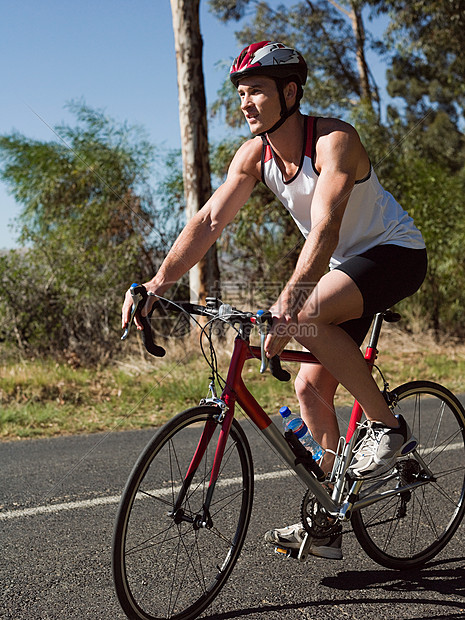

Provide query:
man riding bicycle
left=122, top=41, right=427, bottom=560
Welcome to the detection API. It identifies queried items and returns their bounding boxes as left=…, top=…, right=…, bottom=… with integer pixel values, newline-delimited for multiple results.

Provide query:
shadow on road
left=203, top=557, right=465, bottom=620
left=321, top=556, right=465, bottom=597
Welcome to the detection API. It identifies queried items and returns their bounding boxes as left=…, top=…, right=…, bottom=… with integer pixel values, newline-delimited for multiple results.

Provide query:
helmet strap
left=258, top=100, right=300, bottom=136
left=258, top=78, right=301, bottom=136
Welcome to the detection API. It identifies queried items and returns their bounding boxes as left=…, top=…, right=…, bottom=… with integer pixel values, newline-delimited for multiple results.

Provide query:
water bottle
left=279, top=405, right=299, bottom=431
left=288, top=418, right=325, bottom=460
left=279, top=407, right=325, bottom=461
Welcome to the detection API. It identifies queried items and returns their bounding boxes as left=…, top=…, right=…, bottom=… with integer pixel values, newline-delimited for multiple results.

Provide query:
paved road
left=1, top=416, right=465, bottom=620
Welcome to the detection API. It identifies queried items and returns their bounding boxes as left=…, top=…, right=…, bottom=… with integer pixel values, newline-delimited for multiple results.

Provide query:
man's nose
left=241, top=94, right=252, bottom=111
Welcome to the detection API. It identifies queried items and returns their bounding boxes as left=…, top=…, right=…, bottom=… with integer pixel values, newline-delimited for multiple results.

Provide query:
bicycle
left=112, top=284, right=465, bottom=620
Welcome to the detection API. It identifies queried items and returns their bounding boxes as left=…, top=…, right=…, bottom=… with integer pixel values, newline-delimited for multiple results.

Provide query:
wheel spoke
left=112, top=407, right=253, bottom=619
left=351, top=382, right=465, bottom=569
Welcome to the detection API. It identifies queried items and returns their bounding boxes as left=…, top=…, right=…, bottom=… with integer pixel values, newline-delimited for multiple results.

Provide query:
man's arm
left=265, top=121, right=366, bottom=356
left=122, top=138, right=261, bottom=329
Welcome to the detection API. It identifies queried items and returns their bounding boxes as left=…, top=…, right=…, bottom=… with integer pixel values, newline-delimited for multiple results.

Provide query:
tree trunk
left=170, top=0, right=220, bottom=304
left=326, top=0, right=379, bottom=111
left=349, top=2, right=372, bottom=105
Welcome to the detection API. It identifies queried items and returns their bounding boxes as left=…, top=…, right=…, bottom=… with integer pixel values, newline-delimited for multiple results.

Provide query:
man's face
left=237, top=75, right=281, bottom=135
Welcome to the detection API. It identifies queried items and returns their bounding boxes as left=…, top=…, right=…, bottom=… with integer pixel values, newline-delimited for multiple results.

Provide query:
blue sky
left=0, top=0, right=249, bottom=248
left=0, top=1, right=388, bottom=249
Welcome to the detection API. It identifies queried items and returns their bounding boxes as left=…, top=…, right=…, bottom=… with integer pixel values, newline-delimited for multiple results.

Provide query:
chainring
left=300, top=490, right=340, bottom=539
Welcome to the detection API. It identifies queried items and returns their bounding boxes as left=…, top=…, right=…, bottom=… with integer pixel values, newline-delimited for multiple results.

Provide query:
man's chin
left=248, top=123, right=265, bottom=135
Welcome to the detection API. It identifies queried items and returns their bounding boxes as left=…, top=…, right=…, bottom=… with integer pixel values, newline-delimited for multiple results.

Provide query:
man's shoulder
left=316, top=117, right=359, bottom=140
left=231, top=136, right=263, bottom=179
left=314, top=117, right=368, bottom=173
left=235, top=135, right=263, bottom=158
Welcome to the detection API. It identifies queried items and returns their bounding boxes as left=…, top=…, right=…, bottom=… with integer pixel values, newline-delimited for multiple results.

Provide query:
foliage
left=209, top=0, right=382, bottom=124
left=0, top=102, right=180, bottom=363
left=153, top=149, right=186, bottom=252
left=351, top=103, right=465, bottom=335
left=370, top=0, right=465, bottom=124
left=388, top=156, right=465, bottom=336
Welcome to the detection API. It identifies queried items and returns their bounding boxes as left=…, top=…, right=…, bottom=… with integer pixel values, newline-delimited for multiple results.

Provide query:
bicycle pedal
left=297, top=533, right=311, bottom=562
left=274, top=545, right=298, bottom=560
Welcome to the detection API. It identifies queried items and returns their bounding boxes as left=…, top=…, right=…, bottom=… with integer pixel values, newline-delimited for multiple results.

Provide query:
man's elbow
left=196, top=208, right=225, bottom=239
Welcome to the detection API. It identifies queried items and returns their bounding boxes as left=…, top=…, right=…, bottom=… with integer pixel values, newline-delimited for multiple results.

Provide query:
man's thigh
left=299, top=269, right=364, bottom=327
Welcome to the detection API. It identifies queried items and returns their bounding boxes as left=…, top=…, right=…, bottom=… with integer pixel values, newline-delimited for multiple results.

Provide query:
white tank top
left=261, top=116, right=425, bottom=268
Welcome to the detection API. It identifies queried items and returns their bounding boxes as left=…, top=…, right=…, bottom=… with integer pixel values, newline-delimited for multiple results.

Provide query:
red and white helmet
left=230, top=41, right=307, bottom=88
left=230, top=41, right=307, bottom=134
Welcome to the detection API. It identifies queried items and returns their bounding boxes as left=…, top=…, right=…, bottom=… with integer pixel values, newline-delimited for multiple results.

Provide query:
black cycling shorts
left=334, top=244, right=428, bottom=346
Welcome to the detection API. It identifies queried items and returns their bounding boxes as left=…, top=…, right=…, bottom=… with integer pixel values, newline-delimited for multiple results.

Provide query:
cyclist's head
left=230, top=41, right=307, bottom=134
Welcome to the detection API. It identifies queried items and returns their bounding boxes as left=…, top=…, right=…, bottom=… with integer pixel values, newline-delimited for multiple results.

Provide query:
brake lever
left=121, top=283, right=165, bottom=357
left=256, top=309, right=271, bottom=374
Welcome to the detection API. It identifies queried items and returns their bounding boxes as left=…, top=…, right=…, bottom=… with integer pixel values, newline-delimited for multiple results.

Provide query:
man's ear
left=284, top=80, right=298, bottom=105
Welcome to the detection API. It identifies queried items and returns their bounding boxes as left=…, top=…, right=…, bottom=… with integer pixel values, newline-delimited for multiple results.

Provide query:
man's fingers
left=121, top=297, right=132, bottom=329
left=264, top=333, right=287, bottom=359
left=140, top=295, right=156, bottom=318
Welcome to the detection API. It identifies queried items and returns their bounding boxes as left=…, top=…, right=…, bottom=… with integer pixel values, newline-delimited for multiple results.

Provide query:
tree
left=0, top=102, right=176, bottom=362
left=170, top=0, right=221, bottom=304
left=209, top=0, right=382, bottom=120
left=370, top=0, right=465, bottom=124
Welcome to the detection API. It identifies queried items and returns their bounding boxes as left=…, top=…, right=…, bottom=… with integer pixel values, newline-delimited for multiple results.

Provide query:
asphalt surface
left=1, top=415, right=465, bottom=620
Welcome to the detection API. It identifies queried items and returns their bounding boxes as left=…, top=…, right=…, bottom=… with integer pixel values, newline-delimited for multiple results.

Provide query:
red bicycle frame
left=180, top=312, right=385, bottom=517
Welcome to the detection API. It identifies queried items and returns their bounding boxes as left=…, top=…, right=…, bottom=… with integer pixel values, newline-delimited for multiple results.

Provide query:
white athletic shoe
left=264, top=522, right=343, bottom=560
left=350, top=414, right=417, bottom=478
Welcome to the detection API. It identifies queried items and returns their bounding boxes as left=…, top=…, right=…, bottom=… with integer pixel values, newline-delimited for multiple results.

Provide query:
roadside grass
left=1, top=324, right=465, bottom=440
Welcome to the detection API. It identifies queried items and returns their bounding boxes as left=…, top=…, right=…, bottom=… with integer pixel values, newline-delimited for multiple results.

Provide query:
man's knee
left=295, top=372, right=326, bottom=403
left=295, top=368, right=338, bottom=404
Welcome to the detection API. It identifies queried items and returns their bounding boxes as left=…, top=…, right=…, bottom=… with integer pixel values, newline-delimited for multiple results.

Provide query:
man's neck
left=265, top=112, right=305, bottom=166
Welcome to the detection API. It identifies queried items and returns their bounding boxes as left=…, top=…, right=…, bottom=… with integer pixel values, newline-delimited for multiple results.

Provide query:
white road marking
left=1, top=441, right=462, bottom=521
left=0, top=469, right=291, bottom=521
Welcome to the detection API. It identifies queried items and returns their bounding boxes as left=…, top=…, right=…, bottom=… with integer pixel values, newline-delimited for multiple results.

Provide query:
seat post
left=367, top=312, right=384, bottom=350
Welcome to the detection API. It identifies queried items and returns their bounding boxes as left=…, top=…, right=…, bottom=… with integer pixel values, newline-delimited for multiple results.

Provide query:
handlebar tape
left=130, top=284, right=166, bottom=358
left=269, top=355, right=291, bottom=382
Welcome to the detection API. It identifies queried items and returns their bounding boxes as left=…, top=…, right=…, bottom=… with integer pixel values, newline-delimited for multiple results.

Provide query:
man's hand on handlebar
left=264, top=313, right=295, bottom=359
left=121, top=282, right=158, bottom=331
left=120, top=286, right=290, bottom=379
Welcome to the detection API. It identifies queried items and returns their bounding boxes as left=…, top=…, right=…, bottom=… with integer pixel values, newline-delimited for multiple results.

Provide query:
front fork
left=169, top=400, right=232, bottom=529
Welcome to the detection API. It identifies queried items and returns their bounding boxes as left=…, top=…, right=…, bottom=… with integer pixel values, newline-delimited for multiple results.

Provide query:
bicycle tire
left=112, top=405, right=254, bottom=620
left=352, top=380, right=465, bottom=570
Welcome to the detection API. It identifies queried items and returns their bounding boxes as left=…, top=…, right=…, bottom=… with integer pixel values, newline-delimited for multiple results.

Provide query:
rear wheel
left=112, top=406, right=254, bottom=619
left=352, top=381, right=465, bottom=569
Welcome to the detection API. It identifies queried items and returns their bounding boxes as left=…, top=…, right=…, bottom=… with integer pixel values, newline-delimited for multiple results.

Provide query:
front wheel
left=352, top=381, right=465, bottom=570
left=112, top=406, right=254, bottom=620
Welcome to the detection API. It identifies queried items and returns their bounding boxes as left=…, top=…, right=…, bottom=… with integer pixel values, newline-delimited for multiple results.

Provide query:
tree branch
left=325, top=0, right=351, bottom=19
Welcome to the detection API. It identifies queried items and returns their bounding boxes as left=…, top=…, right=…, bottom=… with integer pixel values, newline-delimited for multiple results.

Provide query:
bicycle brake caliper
left=199, top=380, right=228, bottom=422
